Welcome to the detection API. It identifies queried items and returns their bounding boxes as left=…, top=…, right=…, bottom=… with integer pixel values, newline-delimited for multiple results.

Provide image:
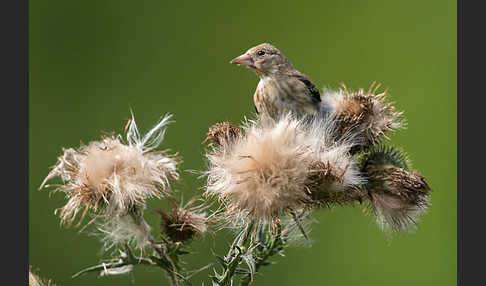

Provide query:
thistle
left=204, top=120, right=241, bottom=147
left=321, top=83, right=404, bottom=152
left=360, top=145, right=431, bottom=232
left=39, top=113, right=188, bottom=283
left=39, top=113, right=179, bottom=227
left=205, top=114, right=364, bottom=234
left=157, top=197, right=210, bottom=243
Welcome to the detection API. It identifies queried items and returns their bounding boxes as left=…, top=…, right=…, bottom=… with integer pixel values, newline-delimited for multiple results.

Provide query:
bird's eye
left=257, top=50, right=266, bottom=56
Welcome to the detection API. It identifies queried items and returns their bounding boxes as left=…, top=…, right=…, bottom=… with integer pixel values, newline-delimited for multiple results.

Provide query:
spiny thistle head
left=39, top=113, right=180, bottom=226
left=204, top=113, right=364, bottom=231
left=321, top=83, right=405, bottom=152
left=360, top=144, right=411, bottom=170
left=157, top=198, right=209, bottom=243
left=204, top=121, right=241, bottom=147
left=361, top=145, right=431, bottom=232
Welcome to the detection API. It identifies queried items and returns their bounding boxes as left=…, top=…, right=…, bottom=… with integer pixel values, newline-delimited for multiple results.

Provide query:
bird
left=230, top=43, right=321, bottom=119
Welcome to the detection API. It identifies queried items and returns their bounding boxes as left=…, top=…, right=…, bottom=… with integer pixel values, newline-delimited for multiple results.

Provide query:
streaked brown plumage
left=231, top=43, right=321, bottom=119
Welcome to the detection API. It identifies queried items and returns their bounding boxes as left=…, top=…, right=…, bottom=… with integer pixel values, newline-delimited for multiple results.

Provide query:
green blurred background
left=29, top=0, right=456, bottom=285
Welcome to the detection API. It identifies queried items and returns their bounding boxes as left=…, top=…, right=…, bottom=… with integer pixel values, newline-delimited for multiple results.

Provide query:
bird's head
left=230, top=43, right=294, bottom=77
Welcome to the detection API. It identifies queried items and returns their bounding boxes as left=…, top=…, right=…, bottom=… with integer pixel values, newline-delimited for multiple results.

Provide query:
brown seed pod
left=204, top=121, right=241, bottom=147
left=322, top=83, right=404, bottom=153
left=364, top=165, right=431, bottom=232
left=157, top=198, right=209, bottom=243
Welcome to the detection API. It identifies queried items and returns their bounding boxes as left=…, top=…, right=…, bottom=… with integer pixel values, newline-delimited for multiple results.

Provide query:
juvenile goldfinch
left=231, top=43, right=321, bottom=119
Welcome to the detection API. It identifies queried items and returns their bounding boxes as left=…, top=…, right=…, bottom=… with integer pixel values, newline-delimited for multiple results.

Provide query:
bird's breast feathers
left=254, top=76, right=320, bottom=117
left=256, top=76, right=316, bottom=104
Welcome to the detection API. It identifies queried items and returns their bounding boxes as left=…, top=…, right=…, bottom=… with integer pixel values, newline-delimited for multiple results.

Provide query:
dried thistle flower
left=204, top=121, right=241, bottom=147
left=40, top=113, right=180, bottom=226
left=157, top=198, right=209, bottom=243
left=205, top=113, right=364, bottom=230
left=205, top=115, right=313, bottom=227
left=361, top=145, right=431, bottom=232
left=321, top=83, right=404, bottom=152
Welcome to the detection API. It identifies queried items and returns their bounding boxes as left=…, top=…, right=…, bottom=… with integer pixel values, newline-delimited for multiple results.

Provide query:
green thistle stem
left=239, top=225, right=284, bottom=286
left=217, top=247, right=244, bottom=286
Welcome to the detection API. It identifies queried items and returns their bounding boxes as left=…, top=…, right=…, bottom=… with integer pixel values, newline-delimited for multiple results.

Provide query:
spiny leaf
left=234, top=268, right=251, bottom=275
left=215, top=256, right=227, bottom=270
left=72, top=261, right=123, bottom=278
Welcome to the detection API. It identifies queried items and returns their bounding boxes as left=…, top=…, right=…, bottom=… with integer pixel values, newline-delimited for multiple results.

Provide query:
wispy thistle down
left=157, top=197, right=210, bottom=243
left=204, top=113, right=364, bottom=236
left=360, top=145, right=431, bottom=232
left=97, top=210, right=153, bottom=251
left=321, top=83, right=404, bottom=153
left=39, top=113, right=180, bottom=227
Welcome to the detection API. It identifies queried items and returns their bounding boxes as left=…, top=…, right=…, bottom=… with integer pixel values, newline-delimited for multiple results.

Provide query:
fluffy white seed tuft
left=40, top=114, right=179, bottom=226
left=97, top=214, right=152, bottom=251
left=205, top=113, right=364, bottom=228
left=320, top=83, right=404, bottom=151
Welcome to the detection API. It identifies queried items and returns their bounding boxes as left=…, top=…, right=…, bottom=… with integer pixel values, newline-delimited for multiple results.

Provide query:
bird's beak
left=230, top=53, right=253, bottom=66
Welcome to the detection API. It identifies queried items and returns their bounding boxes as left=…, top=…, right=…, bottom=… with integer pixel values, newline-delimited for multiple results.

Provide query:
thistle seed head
left=321, top=83, right=405, bottom=152
left=205, top=113, right=364, bottom=231
left=361, top=145, right=431, bottom=232
left=157, top=198, right=209, bottom=243
left=40, top=113, right=180, bottom=226
left=204, top=121, right=241, bottom=147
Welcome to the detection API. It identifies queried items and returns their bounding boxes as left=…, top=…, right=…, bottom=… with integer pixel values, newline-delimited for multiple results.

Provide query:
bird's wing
left=290, top=72, right=321, bottom=104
